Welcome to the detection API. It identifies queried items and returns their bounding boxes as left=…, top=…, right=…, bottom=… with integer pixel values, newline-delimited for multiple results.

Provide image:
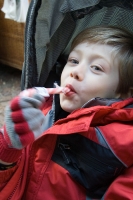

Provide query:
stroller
left=21, top=0, right=133, bottom=90
left=18, top=0, right=133, bottom=199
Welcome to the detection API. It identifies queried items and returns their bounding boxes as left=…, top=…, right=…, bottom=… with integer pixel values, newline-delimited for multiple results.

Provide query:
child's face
left=60, top=42, right=120, bottom=113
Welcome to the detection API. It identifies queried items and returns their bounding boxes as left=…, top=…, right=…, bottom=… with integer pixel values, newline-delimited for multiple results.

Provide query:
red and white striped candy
left=47, top=86, right=70, bottom=94
left=34, top=83, right=70, bottom=96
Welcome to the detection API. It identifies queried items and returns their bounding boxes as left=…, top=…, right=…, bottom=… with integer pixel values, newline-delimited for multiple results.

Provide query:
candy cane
left=34, top=83, right=70, bottom=96
left=47, top=83, right=70, bottom=94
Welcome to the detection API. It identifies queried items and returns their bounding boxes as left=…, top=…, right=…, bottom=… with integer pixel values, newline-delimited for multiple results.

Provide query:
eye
left=68, top=58, right=79, bottom=64
left=91, top=65, right=103, bottom=71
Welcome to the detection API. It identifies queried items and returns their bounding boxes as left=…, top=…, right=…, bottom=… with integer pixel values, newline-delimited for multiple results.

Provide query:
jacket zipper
left=7, top=173, right=23, bottom=200
left=58, top=143, right=71, bottom=164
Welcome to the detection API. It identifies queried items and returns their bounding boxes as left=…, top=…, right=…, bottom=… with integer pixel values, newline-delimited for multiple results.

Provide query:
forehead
left=71, top=42, right=115, bottom=56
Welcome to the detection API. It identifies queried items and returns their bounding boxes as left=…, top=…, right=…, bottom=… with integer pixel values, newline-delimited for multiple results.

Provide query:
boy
left=0, top=26, right=133, bottom=199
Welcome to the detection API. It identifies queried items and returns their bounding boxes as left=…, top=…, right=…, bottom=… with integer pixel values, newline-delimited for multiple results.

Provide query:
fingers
left=10, top=93, right=45, bottom=111
left=19, top=88, right=36, bottom=97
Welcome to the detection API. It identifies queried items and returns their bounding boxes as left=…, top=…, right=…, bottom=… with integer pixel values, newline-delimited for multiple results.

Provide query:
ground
left=0, top=65, right=21, bottom=127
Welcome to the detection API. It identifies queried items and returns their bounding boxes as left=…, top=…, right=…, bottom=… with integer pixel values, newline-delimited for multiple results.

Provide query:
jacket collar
left=82, top=97, right=122, bottom=108
left=82, top=97, right=133, bottom=109
left=53, top=95, right=133, bottom=122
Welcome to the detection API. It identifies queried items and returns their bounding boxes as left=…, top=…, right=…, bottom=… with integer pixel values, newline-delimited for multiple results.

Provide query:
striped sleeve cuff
left=0, top=132, right=22, bottom=163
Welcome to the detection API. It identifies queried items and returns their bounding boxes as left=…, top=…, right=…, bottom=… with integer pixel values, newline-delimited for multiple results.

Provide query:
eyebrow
left=71, top=49, right=111, bottom=68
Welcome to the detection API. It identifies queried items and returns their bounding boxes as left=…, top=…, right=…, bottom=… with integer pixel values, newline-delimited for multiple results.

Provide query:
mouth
left=65, top=84, right=76, bottom=95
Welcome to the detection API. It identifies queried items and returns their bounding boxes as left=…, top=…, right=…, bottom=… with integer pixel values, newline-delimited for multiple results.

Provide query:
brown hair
left=70, top=26, right=133, bottom=95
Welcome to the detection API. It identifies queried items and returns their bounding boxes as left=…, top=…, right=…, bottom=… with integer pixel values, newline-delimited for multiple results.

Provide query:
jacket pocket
left=52, top=134, right=125, bottom=199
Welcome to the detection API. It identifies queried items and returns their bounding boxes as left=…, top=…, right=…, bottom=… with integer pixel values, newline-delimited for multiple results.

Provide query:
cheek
left=107, top=76, right=119, bottom=93
left=60, top=69, right=66, bottom=83
left=61, top=69, right=70, bottom=85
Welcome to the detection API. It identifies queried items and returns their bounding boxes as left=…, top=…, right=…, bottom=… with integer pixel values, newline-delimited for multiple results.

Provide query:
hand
left=4, top=88, right=50, bottom=149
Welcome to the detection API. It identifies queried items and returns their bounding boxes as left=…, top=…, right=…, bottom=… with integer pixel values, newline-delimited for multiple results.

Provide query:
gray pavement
left=0, top=65, right=21, bottom=127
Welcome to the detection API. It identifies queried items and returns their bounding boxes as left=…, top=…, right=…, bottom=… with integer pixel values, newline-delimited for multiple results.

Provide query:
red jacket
left=0, top=97, right=133, bottom=200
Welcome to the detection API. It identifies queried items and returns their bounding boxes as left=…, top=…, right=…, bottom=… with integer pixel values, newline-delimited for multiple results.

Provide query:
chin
left=60, top=103, right=74, bottom=113
left=60, top=98, right=81, bottom=113
left=61, top=106, right=73, bottom=113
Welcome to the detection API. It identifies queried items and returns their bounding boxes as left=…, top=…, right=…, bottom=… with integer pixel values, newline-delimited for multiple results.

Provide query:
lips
left=65, top=84, right=76, bottom=95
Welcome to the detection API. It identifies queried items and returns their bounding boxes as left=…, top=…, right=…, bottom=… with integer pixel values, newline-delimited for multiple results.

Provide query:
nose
left=70, top=65, right=85, bottom=81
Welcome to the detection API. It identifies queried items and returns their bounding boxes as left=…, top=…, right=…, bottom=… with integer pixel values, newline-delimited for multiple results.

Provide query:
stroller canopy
left=21, top=0, right=133, bottom=90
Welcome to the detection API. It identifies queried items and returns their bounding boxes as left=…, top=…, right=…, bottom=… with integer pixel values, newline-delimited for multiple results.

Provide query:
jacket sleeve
left=0, top=134, right=29, bottom=199
left=0, top=129, right=22, bottom=163
left=103, top=165, right=133, bottom=200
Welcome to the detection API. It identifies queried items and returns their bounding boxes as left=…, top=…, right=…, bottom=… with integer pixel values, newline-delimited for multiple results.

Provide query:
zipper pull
left=58, top=143, right=71, bottom=164
left=58, top=143, right=70, bottom=149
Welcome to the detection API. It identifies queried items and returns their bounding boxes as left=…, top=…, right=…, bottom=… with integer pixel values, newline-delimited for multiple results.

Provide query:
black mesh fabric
left=22, top=0, right=133, bottom=89
left=63, top=6, right=133, bottom=55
